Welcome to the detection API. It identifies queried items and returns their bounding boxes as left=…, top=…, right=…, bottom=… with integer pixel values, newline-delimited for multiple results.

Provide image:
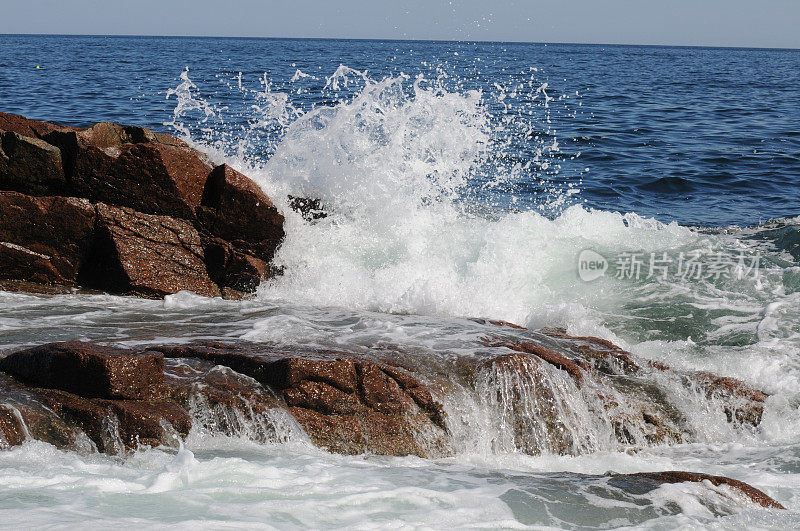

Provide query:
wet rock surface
left=0, top=326, right=756, bottom=459
left=609, top=471, right=785, bottom=509
left=0, top=328, right=773, bottom=457
left=33, top=389, right=192, bottom=453
left=0, top=341, right=165, bottom=400
left=474, top=327, right=767, bottom=453
left=162, top=358, right=288, bottom=443
left=0, top=111, right=284, bottom=297
left=0, top=327, right=784, bottom=509
left=152, top=342, right=450, bottom=456
left=0, top=372, right=89, bottom=452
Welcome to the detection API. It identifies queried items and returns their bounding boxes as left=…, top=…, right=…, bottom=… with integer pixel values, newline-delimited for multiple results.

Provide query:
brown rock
left=0, top=341, right=165, bottom=400
left=198, top=164, right=285, bottom=262
left=470, top=350, right=683, bottom=454
left=0, top=113, right=285, bottom=298
left=693, top=371, right=767, bottom=403
left=0, top=280, right=95, bottom=295
left=0, top=192, right=96, bottom=285
left=476, top=331, right=765, bottom=453
left=271, top=357, right=359, bottom=393
left=121, top=125, right=189, bottom=148
left=0, top=242, right=63, bottom=285
left=690, top=372, right=766, bottom=426
left=357, top=363, right=411, bottom=414
left=153, top=342, right=449, bottom=456
left=642, top=358, right=766, bottom=427
left=538, top=330, right=767, bottom=430
left=41, top=122, right=124, bottom=179
left=475, top=353, right=576, bottom=454
left=0, top=332, right=776, bottom=460
left=471, top=318, right=527, bottom=330
left=0, top=342, right=188, bottom=453
left=203, top=238, right=270, bottom=293
left=0, top=405, right=26, bottom=448
left=34, top=389, right=191, bottom=453
left=543, top=332, right=641, bottom=375
left=284, top=379, right=361, bottom=415
left=483, top=336, right=589, bottom=382
left=0, top=131, right=67, bottom=195
left=162, top=358, right=302, bottom=444
left=223, top=251, right=269, bottom=292
left=71, top=122, right=126, bottom=149
left=119, top=125, right=158, bottom=145
left=44, top=122, right=192, bottom=177
left=612, top=471, right=784, bottom=509
left=0, top=112, right=66, bottom=138
left=0, top=372, right=87, bottom=450
left=81, top=204, right=220, bottom=297
left=70, top=142, right=211, bottom=219
left=0, top=357, right=189, bottom=453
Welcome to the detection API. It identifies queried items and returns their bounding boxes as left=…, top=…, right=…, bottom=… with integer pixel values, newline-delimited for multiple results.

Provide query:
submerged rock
left=152, top=342, right=449, bottom=456
left=0, top=330, right=786, bottom=508
left=0, top=111, right=285, bottom=297
left=609, top=471, right=785, bottom=509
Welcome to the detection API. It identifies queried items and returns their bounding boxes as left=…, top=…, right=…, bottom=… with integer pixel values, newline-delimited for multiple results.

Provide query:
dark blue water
left=1, top=34, right=799, bottom=226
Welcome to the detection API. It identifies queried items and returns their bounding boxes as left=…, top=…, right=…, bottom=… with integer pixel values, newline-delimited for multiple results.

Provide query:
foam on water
left=166, top=69, right=705, bottom=328
left=0, top=65, right=798, bottom=527
left=164, top=68, right=799, bottom=345
left=0, top=437, right=794, bottom=529
left=164, top=66, right=800, bottom=523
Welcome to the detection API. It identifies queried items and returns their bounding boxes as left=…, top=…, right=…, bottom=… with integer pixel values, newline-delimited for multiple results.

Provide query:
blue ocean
left=1, top=35, right=799, bottom=528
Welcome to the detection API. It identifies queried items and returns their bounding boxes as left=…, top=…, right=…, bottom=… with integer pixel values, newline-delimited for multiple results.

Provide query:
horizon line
left=2, top=32, right=799, bottom=52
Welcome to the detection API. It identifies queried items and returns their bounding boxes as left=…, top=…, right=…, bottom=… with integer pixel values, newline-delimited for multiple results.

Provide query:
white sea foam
left=0, top=66, right=798, bottom=527
left=165, top=68, right=796, bottom=350
left=0, top=438, right=792, bottom=529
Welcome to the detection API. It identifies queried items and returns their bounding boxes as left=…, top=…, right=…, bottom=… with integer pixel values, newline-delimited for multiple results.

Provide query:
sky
left=0, top=0, right=798, bottom=49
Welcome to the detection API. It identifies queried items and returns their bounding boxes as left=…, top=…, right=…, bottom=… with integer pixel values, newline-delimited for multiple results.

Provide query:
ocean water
left=1, top=35, right=799, bottom=528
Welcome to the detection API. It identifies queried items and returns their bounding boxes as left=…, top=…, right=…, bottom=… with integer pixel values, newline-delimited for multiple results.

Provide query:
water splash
left=162, top=66, right=800, bottom=357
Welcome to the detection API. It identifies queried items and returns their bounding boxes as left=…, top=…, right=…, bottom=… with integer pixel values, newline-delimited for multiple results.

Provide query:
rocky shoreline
left=1, top=112, right=283, bottom=298
left=0, top=112, right=785, bottom=510
left=0, top=328, right=784, bottom=509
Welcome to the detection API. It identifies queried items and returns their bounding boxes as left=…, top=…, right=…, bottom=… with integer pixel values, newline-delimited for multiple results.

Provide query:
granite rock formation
left=0, top=112, right=285, bottom=297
